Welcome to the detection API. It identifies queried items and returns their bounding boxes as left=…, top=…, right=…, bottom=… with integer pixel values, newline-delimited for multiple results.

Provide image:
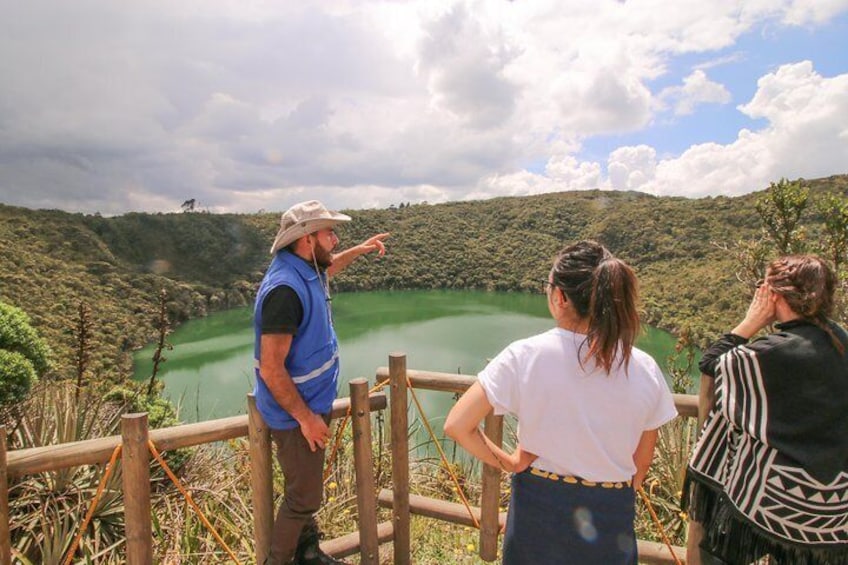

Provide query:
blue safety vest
left=253, top=251, right=339, bottom=430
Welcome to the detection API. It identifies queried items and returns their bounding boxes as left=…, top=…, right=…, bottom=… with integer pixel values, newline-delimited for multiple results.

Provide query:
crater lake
left=134, top=290, right=697, bottom=423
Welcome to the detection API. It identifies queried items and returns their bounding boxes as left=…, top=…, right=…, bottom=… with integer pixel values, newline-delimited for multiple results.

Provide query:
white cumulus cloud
left=659, top=70, right=732, bottom=115
left=608, top=146, right=658, bottom=191
left=648, top=61, right=848, bottom=197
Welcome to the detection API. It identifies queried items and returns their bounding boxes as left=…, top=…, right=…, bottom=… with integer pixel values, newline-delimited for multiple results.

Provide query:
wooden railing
left=377, top=354, right=694, bottom=565
left=1, top=394, right=388, bottom=564
left=1, top=354, right=699, bottom=564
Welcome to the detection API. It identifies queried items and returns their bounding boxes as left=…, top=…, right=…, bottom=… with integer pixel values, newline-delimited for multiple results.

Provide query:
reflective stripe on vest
left=254, top=348, right=339, bottom=384
left=292, top=349, right=339, bottom=384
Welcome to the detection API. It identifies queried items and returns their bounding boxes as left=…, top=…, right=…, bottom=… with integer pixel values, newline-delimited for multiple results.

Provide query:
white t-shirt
left=478, top=327, right=678, bottom=482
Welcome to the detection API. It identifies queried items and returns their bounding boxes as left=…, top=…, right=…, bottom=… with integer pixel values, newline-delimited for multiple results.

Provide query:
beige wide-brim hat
left=270, top=200, right=351, bottom=254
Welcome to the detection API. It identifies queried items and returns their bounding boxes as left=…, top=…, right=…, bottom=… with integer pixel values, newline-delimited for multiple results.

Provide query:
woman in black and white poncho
left=685, top=255, right=848, bottom=565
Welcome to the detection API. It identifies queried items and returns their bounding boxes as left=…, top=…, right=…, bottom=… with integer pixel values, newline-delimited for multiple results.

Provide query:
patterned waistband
left=529, top=467, right=632, bottom=489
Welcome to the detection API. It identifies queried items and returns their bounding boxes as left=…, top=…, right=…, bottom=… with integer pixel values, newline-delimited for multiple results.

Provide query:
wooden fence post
left=248, top=394, right=273, bottom=563
left=122, top=413, right=152, bottom=565
left=696, top=375, right=715, bottom=431
left=479, top=413, right=503, bottom=561
left=686, top=374, right=716, bottom=565
left=350, top=379, right=379, bottom=565
left=389, top=353, right=410, bottom=565
left=1, top=426, right=10, bottom=565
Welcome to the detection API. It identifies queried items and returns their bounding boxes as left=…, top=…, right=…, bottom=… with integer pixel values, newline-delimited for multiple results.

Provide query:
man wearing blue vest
left=254, top=200, right=388, bottom=565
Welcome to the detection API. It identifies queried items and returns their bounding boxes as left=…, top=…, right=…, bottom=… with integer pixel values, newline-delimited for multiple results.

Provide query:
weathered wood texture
left=248, top=394, right=273, bottom=564
left=388, top=353, right=410, bottom=565
left=320, top=521, right=395, bottom=559
left=122, top=414, right=152, bottom=565
left=376, top=366, right=698, bottom=418
left=6, top=394, right=386, bottom=477
left=0, top=427, right=9, bottom=565
left=376, top=367, right=475, bottom=393
left=350, top=379, right=379, bottom=565
left=479, top=413, right=504, bottom=562
left=378, top=489, right=504, bottom=528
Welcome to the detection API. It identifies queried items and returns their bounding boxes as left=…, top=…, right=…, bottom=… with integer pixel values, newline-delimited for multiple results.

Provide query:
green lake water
left=133, top=290, right=696, bottom=423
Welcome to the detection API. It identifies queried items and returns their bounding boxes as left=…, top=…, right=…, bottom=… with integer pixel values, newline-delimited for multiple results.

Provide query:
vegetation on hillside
left=2, top=174, right=847, bottom=377
left=2, top=174, right=848, bottom=563
left=0, top=206, right=261, bottom=380
left=331, top=174, right=848, bottom=345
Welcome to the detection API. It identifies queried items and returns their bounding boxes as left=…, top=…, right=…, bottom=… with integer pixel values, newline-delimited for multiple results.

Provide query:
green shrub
left=0, top=349, right=37, bottom=404
left=0, top=301, right=52, bottom=403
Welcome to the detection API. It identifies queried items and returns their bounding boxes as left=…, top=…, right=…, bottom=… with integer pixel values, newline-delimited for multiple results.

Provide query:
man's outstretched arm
left=327, top=232, right=389, bottom=277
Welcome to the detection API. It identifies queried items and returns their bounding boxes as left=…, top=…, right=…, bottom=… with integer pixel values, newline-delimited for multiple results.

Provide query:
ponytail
left=551, top=241, right=641, bottom=373
left=586, top=258, right=641, bottom=372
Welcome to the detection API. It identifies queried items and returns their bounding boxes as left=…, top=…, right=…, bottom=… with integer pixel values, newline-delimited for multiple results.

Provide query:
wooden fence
left=1, top=353, right=699, bottom=564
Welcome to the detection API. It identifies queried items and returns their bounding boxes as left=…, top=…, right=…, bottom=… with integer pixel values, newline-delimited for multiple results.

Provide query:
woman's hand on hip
left=508, top=445, right=538, bottom=473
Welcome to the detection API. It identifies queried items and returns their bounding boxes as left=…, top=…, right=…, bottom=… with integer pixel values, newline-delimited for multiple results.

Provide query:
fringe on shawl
left=684, top=476, right=848, bottom=565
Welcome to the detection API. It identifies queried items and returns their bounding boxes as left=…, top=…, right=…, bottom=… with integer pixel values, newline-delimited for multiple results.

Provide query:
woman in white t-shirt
left=445, top=240, right=677, bottom=565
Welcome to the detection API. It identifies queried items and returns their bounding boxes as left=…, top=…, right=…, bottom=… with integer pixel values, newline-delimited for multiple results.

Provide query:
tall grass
left=5, top=382, right=128, bottom=563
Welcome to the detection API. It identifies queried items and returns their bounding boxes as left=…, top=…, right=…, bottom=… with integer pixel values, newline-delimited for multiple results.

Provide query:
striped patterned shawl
left=685, top=321, right=848, bottom=564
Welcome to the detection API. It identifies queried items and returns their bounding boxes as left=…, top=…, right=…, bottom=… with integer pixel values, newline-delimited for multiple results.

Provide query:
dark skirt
left=503, top=469, right=637, bottom=565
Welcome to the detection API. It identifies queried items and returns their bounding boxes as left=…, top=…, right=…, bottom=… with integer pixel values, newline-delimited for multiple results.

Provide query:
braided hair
left=766, top=255, right=844, bottom=355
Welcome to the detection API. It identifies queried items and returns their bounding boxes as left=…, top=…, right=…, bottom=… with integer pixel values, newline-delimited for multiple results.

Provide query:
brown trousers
left=266, top=416, right=330, bottom=565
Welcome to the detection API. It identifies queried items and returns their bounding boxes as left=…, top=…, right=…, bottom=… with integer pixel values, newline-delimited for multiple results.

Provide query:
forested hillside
left=2, top=174, right=847, bottom=379
left=0, top=209, right=264, bottom=379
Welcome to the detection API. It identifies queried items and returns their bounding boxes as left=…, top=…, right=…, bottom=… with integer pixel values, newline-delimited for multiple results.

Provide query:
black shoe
left=297, top=545, right=348, bottom=565
left=295, top=526, right=349, bottom=565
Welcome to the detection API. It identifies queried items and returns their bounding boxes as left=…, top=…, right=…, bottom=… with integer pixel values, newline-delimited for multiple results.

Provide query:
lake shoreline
left=134, top=289, right=700, bottom=422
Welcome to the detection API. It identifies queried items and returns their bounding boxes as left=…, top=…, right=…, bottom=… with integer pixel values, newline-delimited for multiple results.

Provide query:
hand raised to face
left=733, top=283, right=777, bottom=339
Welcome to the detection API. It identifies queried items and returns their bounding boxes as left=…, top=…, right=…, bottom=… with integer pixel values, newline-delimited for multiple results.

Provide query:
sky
left=1, top=0, right=847, bottom=216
